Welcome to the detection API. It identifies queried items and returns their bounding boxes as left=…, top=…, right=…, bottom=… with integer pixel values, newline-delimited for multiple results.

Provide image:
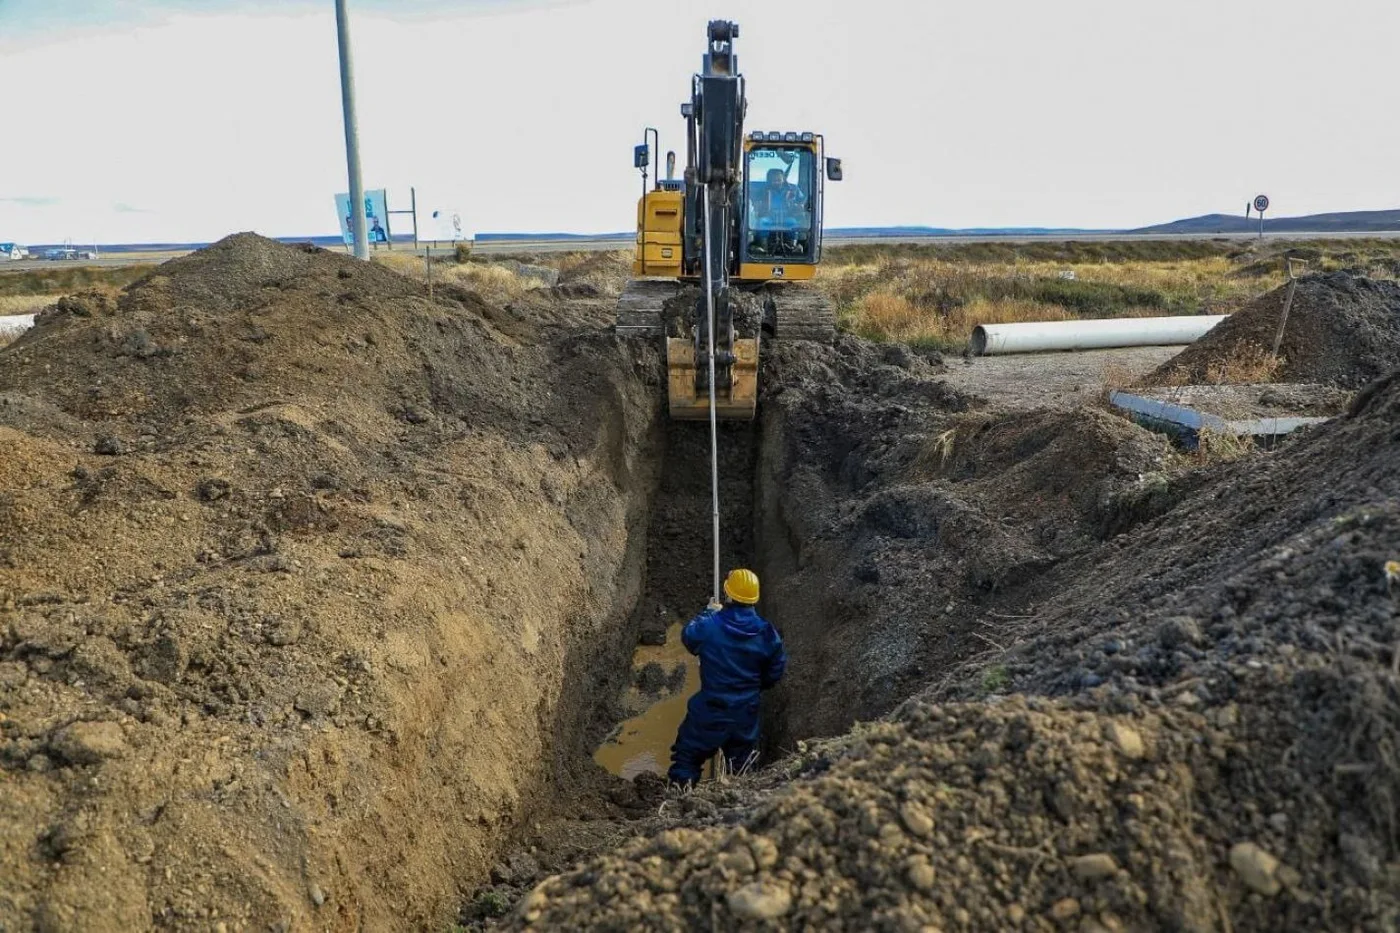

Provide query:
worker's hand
left=707, top=598, right=723, bottom=611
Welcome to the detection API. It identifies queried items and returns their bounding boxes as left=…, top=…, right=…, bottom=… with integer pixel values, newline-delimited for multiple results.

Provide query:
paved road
left=5, top=229, right=1400, bottom=271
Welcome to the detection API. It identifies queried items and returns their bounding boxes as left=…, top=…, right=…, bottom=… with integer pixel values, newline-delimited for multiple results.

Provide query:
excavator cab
left=617, top=21, right=842, bottom=421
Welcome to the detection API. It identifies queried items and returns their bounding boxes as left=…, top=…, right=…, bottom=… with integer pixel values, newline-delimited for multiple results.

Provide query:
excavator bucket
left=666, top=337, right=759, bottom=420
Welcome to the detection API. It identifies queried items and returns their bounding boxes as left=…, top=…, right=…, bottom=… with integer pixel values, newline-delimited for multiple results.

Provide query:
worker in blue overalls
left=668, top=569, right=787, bottom=787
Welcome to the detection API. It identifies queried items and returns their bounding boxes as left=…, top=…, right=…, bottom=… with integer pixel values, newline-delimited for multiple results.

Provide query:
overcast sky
left=2, top=0, right=1398, bottom=243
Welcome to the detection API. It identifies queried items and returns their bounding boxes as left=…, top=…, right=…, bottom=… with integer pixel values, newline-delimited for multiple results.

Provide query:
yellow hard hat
left=723, top=568, right=760, bottom=605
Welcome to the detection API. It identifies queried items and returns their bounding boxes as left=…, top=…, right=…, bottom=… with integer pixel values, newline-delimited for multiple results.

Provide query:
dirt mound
left=0, top=234, right=667, bottom=931
left=753, top=338, right=1166, bottom=746
left=1153, top=271, right=1400, bottom=388
left=501, top=348, right=1400, bottom=928
left=519, top=699, right=1241, bottom=931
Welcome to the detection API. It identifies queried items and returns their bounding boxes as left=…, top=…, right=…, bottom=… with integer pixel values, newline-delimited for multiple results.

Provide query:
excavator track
left=614, top=279, right=835, bottom=343
left=756, top=282, right=837, bottom=343
left=614, top=280, right=679, bottom=337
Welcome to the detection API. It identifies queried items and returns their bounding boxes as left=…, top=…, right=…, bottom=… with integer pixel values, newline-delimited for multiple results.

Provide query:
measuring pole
left=1271, top=257, right=1306, bottom=358
left=335, top=0, right=368, bottom=260
left=702, top=186, right=721, bottom=605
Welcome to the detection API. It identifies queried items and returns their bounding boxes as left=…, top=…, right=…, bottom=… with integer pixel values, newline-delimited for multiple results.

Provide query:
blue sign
left=334, top=190, right=390, bottom=245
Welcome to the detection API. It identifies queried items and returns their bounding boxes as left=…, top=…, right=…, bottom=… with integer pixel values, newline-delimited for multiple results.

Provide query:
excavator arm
left=685, top=20, right=746, bottom=412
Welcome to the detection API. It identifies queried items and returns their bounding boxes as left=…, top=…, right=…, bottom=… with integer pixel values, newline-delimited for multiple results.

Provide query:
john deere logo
left=771, top=266, right=785, bottom=277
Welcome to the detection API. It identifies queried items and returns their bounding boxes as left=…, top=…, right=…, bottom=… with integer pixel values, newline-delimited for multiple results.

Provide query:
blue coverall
left=667, top=603, right=787, bottom=785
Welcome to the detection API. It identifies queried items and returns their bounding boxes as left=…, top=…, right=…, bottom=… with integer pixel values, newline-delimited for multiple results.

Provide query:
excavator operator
left=752, top=167, right=806, bottom=256
left=668, top=568, right=787, bottom=787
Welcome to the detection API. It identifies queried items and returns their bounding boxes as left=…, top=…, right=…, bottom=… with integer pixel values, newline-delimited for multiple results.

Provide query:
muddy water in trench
left=593, top=421, right=758, bottom=779
left=593, top=620, right=699, bottom=778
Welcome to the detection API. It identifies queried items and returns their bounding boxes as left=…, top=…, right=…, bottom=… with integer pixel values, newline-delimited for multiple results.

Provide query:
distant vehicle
left=77, top=250, right=99, bottom=260
left=0, top=243, right=30, bottom=260
left=44, top=248, right=78, bottom=261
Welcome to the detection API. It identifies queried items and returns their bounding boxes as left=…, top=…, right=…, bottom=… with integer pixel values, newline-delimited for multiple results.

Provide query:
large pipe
left=970, top=315, right=1227, bottom=356
left=0, top=314, right=36, bottom=339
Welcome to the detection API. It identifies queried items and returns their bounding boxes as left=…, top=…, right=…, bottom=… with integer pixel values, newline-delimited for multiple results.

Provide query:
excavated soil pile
left=510, top=367, right=1400, bottom=928
left=1154, top=271, right=1400, bottom=388
left=755, top=339, right=1171, bottom=746
left=0, top=234, right=667, bottom=931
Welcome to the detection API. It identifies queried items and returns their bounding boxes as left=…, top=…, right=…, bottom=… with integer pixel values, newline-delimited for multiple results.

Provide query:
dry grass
left=373, top=252, right=539, bottom=305
left=0, top=294, right=61, bottom=315
left=820, top=255, right=1257, bottom=351
left=822, top=239, right=1400, bottom=353
left=814, top=243, right=1400, bottom=353
left=1100, top=361, right=1145, bottom=393
left=1203, top=343, right=1284, bottom=385
left=1192, top=428, right=1257, bottom=464
left=1154, top=341, right=1284, bottom=387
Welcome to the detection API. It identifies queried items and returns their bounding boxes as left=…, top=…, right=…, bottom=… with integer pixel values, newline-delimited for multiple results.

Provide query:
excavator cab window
left=744, top=147, right=815, bottom=262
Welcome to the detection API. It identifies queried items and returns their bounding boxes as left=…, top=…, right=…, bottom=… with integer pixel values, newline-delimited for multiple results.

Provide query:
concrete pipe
left=0, top=314, right=36, bottom=340
left=970, top=315, right=1227, bottom=356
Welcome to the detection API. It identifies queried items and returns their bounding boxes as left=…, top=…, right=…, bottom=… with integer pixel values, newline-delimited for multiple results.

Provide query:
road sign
left=1253, top=194, right=1270, bottom=213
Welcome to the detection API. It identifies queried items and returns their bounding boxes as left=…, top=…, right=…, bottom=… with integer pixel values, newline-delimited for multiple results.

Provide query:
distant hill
left=17, top=210, right=1400, bottom=255
left=1132, top=209, right=1400, bottom=235
left=824, top=226, right=1111, bottom=237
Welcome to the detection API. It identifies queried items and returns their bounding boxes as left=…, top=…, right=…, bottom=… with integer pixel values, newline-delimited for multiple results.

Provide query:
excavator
left=616, top=20, right=843, bottom=420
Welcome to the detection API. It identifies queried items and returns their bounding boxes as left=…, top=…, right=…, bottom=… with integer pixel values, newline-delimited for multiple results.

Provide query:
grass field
left=0, top=264, right=152, bottom=297
left=5, top=238, right=1400, bottom=358
left=821, top=238, right=1400, bottom=351
left=0, top=295, right=59, bottom=315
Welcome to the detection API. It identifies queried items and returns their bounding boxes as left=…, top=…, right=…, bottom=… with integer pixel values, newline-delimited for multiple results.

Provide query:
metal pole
left=1258, top=210, right=1264, bottom=240
left=1271, top=258, right=1305, bottom=358
left=702, top=185, right=721, bottom=605
left=411, top=187, right=418, bottom=250
left=335, top=0, right=368, bottom=261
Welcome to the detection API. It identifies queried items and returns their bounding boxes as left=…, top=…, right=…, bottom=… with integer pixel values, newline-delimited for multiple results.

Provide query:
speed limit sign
left=1253, top=194, right=1270, bottom=213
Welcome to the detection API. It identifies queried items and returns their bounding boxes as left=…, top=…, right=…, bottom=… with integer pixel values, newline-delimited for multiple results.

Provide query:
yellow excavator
left=615, top=20, right=843, bottom=420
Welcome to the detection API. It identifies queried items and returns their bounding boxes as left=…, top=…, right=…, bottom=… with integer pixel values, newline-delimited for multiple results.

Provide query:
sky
left=1, top=0, right=1398, bottom=243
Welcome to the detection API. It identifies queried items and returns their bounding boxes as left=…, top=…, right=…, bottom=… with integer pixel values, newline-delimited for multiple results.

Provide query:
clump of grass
left=441, top=263, right=534, bottom=303
left=373, top=252, right=537, bottom=305
left=1193, top=428, right=1256, bottom=464
left=979, top=665, right=1011, bottom=695
left=1203, top=343, right=1283, bottom=385
left=472, top=890, right=510, bottom=919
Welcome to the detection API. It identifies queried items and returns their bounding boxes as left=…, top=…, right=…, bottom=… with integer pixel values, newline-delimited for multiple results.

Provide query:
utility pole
left=335, top=0, right=368, bottom=260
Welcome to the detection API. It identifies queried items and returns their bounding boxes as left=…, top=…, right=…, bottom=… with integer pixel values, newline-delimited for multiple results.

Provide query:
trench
left=591, top=418, right=762, bottom=780
left=583, top=400, right=841, bottom=784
